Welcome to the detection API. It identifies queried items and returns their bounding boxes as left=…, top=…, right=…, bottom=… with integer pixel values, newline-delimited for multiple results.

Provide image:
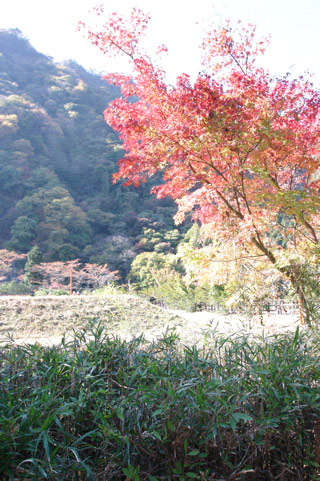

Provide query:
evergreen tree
left=25, top=245, right=43, bottom=286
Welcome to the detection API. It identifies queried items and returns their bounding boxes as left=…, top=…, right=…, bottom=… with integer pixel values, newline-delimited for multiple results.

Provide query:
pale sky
left=0, top=0, right=319, bottom=85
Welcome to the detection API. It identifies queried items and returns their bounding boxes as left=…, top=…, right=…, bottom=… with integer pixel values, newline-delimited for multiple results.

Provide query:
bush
left=94, top=283, right=127, bottom=296
left=0, top=281, right=33, bottom=295
left=1, top=324, right=320, bottom=480
left=145, top=270, right=226, bottom=311
left=34, top=287, right=69, bottom=296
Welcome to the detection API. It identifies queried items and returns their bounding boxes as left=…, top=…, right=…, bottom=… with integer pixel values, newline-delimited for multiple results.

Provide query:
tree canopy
left=80, top=8, right=320, bottom=321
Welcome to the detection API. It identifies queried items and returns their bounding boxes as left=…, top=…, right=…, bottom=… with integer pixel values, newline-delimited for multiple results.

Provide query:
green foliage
left=146, top=272, right=227, bottom=311
left=0, top=280, right=32, bottom=295
left=129, top=226, right=228, bottom=311
left=1, top=325, right=320, bottom=479
left=88, top=234, right=135, bottom=278
left=94, top=283, right=126, bottom=296
left=129, top=252, right=180, bottom=290
left=33, top=287, right=69, bottom=296
left=183, top=223, right=201, bottom=247
left=137, top=227, right=182, bottom=253
left=25, top=245, right=43, bottom=286
left=0, top=29, right=182, bottom=272
left=5, top=216, right=38, bottom=252
left=276, top=244, right=320, bottom=324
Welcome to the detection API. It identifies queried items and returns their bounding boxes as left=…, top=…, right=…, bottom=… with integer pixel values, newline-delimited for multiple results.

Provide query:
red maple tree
left=0, top=249, right=27, bottom=282
left=31, top=260, right=118, bottom=292
left=80, top=9, right=320, bottom=322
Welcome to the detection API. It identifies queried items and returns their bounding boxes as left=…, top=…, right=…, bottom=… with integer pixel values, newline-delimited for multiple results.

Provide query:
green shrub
left=1, top=324, right=320, bottom=480
left=0, top=281, right=33, bottom=295
left=146, top=273, right=226, bottom=311
left=34, top=287, right=69, bottom=296
left=94, top=283, right=126, bottom=296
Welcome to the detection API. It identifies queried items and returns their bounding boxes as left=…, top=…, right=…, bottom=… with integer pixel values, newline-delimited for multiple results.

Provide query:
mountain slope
left=0, top=29, right=178, bottom=275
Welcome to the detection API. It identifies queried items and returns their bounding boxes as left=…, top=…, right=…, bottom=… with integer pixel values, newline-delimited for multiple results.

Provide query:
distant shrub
left=94, top=282, right=127, bottom=296
left=0, top=281, right=32, bottom=295
left=0, top=325, right=320, bottom=480
left=144, top=270, right=226, bottom=311
left=34, top=287, right=69, bottom=296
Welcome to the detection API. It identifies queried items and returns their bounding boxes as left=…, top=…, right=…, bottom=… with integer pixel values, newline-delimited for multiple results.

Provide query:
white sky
left=0, top=0, right=319, bottom=85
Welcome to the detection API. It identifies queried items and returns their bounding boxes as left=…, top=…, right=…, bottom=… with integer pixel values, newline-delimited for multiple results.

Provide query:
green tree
left=25, top=245, right=43, bottom=286
left=6, top=216, right=38, bottom=252
left=129, top=252, right=179, bottom=290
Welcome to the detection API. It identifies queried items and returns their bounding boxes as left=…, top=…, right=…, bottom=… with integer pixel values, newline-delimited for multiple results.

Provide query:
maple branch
left=108, top=39, right=135, bottom=60
left=161, top=133, right=248, bottom=217
left=295, top=215, right=318, bottom=244
left=260, top=162, right=319, bottom=244
left=251, top=237, right=277, bottom=265
left=204, top=153, right=230, bottom=183
left=158, top=129, right=252, bottom=220
left=208, top=254, right=269, bottom=263
left=233, top=188, right=242, bottom=212
left=188, top=152, right=249, bottom=220
left=294, top=227, right=318, bottom=244
left=238, top=170, right=253, bottom=216
left=289, top=164, right=297, bottom=190
left=225, top=39, right=248, bottom=76
left=215, top=189, right=244, bottom=219
left=243, top=137, right=264, bottom=161
left=266, top=172, right=280, bottom=189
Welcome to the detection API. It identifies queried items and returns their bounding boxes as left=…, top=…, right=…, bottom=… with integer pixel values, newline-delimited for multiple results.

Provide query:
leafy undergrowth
left=1, top=323, right=320, bottom=480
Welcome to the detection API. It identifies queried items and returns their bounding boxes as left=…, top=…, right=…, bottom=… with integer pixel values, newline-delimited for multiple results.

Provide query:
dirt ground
left=0, top=294, right=301, bottom=347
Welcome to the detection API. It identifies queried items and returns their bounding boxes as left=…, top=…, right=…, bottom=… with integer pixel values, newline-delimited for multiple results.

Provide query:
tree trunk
left=289, top=274, right=311, bottom=326
left=251, top=236, right=312, bottom=325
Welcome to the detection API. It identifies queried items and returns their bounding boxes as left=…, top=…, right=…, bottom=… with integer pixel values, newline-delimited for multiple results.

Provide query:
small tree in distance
left=30, top=260, right=119, bottom=292
left=25, top=246, right=43, bottom=287
left=80, top=8, right=320, bottom=323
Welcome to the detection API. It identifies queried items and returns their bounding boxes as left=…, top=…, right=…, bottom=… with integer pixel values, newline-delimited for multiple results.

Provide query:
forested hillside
left=0, top=29, right=180, bottom=276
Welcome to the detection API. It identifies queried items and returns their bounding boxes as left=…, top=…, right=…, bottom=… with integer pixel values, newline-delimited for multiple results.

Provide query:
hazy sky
left=0, top=0, right=319, bottom=84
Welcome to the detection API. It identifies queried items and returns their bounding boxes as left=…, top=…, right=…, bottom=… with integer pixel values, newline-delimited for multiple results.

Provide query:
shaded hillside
left=0, top=29, right=179, bottom=275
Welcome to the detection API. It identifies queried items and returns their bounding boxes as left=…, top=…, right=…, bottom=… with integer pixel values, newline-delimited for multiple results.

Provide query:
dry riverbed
left=0, top=294, right=301, bottom=347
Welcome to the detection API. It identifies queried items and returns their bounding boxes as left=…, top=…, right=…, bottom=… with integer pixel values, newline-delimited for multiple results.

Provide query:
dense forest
left=0, top=29, right=183, bottom=278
